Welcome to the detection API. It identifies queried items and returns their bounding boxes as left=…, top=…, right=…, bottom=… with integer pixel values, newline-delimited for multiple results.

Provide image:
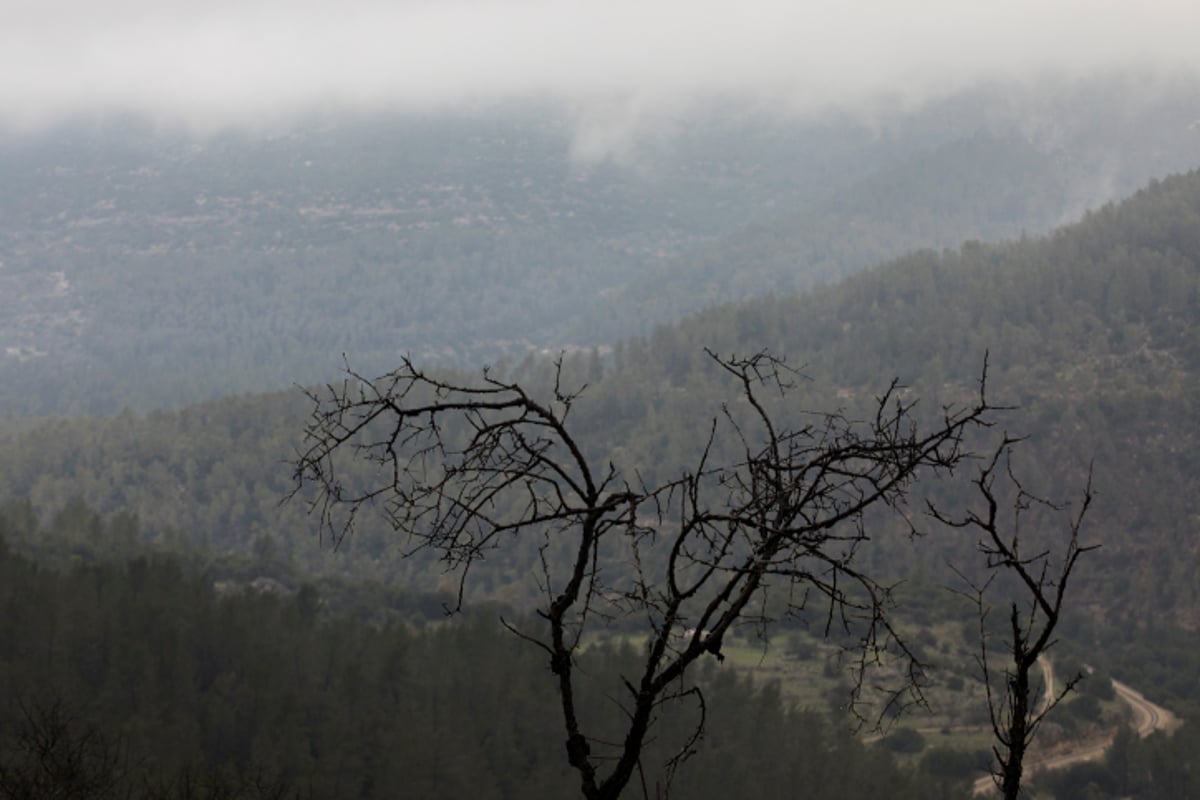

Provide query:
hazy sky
left=3, top=0, right=1199, bottom=136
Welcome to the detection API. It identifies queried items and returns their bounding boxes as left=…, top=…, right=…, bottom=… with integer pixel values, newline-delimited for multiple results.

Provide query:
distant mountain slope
left=2, top=75, right=1199, bottom=416
left=0, top=107, right=883, bottom=415
left=594, top=170, right=1200, bottom=626
left=1, top=169, right=1199, bottom=629
left=573, top=132, right=1082, bottom=338
left=579, top=70, right=1200, bottom=340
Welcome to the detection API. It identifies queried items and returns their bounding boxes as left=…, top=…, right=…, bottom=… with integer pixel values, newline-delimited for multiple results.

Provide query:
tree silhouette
left=933, top=437, right=1097, bottom=800
left=291, top=350, right=995, bottom=799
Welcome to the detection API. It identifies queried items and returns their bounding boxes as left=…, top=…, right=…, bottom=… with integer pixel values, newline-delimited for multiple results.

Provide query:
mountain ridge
left=3, top=167, right=1199, bottom=629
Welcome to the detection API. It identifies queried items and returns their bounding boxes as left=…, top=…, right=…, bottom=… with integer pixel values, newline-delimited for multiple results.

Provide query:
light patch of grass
left=586, top=621, right=1006, bottom=759
left=920, top=726, right=995, bottom=753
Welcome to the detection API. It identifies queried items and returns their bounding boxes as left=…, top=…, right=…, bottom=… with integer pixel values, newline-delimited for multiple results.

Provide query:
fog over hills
left=3, top=74, right=1199, bottom=415
left=5, top=0, right=1200, bottom=137
left=4, top=6, right=1200, bottom=796
left=5, top=1, right=1200, bottom=414
left=4, top=167, right=1199, bottom=631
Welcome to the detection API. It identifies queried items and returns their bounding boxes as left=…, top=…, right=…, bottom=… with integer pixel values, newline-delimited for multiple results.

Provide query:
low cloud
left=3, top=0, right=1198, bottom=144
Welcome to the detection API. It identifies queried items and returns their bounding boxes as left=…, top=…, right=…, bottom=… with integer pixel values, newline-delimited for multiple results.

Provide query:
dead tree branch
left=932, top=436, right=1097, bottom=800
left=291, top=350, right=995, bottom=800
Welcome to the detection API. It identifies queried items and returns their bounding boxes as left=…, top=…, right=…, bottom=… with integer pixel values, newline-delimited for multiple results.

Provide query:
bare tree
left=932, top=437, right=1097, bottom=800
left=0, top=697, right=129, bottom=800
left=290, top=350, right=995, bottom=800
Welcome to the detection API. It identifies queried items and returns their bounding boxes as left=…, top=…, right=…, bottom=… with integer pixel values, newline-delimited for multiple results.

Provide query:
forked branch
left=933, top=437, right=1097, bottom=800
left=291, top=350, right=997, bottom=800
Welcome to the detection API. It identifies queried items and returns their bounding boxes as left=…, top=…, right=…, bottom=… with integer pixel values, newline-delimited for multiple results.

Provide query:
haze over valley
left=3, top=3, right=1200, bottom=797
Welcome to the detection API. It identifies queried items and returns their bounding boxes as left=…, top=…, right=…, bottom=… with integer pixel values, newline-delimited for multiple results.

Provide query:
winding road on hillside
left=970, top=661, right=1179, bottom=796
left=1112, top=677, right=1176, bottom=737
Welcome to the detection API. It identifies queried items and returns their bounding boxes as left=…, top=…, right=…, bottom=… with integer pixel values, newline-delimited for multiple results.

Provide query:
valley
left=2, top=71, right=1200, bottom=798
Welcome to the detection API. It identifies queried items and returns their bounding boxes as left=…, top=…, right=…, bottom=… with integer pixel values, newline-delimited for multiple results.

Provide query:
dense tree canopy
left=0, top=506, right=959, bottom=799
left=2, top=169, right=1199, bottom=629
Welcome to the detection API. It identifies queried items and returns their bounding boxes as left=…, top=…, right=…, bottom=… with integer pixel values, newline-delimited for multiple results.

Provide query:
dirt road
left=970, top=664, right=1178, bottom=796
left=1112, top=678, right=1180, bottom=738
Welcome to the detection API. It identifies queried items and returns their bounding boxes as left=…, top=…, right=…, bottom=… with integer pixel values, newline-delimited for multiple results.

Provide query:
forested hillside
left=0, top=511, right=966, bottom=799
left=8, top=0, right=1200, bottom=792
left=4, top=126, right=1200, bottom=800
left=595, top=170, right=1200, bottom=627
left=2, top=168, right=1198, bottom=635
left=3, top=75, right=1200, bottom=415
left=570, top=131, right=1088, bottom=335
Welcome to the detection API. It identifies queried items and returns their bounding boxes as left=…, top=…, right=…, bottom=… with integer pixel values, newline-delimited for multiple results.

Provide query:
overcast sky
left=3, top=0, right=1199, bottom=137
